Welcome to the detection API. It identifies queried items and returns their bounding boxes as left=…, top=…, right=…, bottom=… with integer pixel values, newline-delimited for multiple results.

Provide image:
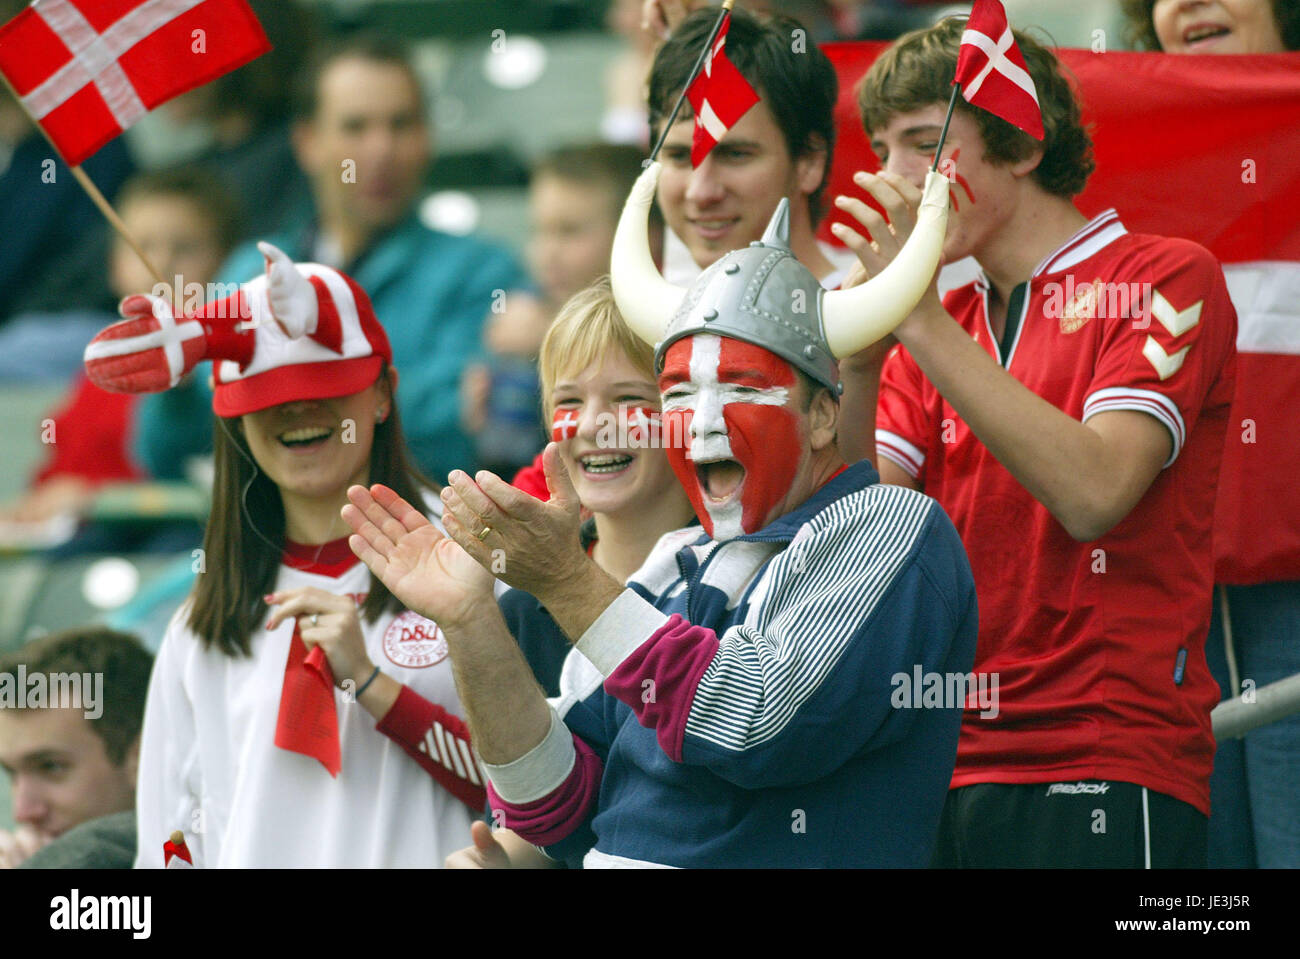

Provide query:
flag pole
left=932, top=83, right=963, bottom=173
left=645, top=0, right=736, bottom=165
left=0, top=72, right=166, bottom=287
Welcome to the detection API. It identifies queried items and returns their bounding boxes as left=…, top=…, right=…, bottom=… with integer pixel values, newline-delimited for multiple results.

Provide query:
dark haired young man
left=842, top=19, right=1238, bottom=867
left=648, top=7, right=847, bottom=284
left=0, top=629, right=153, bottom=869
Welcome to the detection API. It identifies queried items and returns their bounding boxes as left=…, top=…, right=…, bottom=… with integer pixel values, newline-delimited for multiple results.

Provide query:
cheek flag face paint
left=659, top=335, right=803, bottom=540
left=621, top=405, right=662, bottom=447
left=551, top=408, right=580, bottom=443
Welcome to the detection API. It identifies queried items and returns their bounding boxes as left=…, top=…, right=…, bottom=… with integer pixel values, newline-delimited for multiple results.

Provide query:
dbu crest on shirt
left=1060, top=278, right=1102, bottom=334
left=383, top=611, right=449, bottom=668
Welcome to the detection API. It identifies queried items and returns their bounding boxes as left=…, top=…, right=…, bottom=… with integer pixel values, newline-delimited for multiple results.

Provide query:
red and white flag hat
left=953, top=0, right=1044, bottom=141
left=84, top=242, right=393, bottom=417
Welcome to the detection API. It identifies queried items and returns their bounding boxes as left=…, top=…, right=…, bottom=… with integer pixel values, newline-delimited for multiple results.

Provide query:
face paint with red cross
left=658, top=334, right=803, bottom=540
left=551, top=407, right=581, bottom=443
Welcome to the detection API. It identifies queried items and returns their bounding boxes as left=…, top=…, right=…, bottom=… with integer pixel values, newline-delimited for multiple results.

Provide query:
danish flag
left=0, top=0, right=271, bottom=167
left=551, top=409, right=580, bottom=443
left=163, top=831, right=193, bottom=868
left=952, top=0, right=1044, bottom=141
left=684, top=9, right=760, bottom=167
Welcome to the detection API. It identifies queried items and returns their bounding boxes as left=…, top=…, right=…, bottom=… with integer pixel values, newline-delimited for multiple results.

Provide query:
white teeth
left=1186, top=26, right=1228, bottom=41
left=581, top=453, right=633, bottom=474
left=280, top=427, right=332, bottom=444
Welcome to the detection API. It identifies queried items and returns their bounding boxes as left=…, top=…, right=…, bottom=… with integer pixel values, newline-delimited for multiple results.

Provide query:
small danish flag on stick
left=952, top=0, right=1044, bottom=140
left=684, top=3, right=759, bottom=167
left=163, top=830, right=194, bottom=869
left=645, top=0, right=759, bottom=168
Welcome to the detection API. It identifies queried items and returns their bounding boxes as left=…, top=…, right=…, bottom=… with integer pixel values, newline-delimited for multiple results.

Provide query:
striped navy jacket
left=483, top=460, right=978, bottom=867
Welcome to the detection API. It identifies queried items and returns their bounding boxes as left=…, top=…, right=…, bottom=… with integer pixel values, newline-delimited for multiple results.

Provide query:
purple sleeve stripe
left=485, top=735, right=603, bottom=847
left=604, top=614, right=719, bottom=762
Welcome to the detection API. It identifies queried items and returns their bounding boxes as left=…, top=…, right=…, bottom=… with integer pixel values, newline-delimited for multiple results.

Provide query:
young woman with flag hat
left=85, top=244, right=487, bottom=867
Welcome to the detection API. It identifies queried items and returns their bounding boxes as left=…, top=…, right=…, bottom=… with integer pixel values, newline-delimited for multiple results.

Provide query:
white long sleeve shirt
left=134, top=531, right=484, bottom=868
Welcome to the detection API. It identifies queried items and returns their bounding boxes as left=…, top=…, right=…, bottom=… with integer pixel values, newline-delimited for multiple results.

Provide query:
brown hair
left=538, top=277, right=655, bottom=423
left=116, top=166, right=244, bottom=255
left=533, top=143, right=656, bottom=226
left=857, top=18, right=1095, bottom=198
left=0, top=628, right=153, bottom=765
left=1120, top=0, right=1299, bottom=51
left=292, top=32, right=425, bottom=122
left=187, top=365, right=436, bottom=657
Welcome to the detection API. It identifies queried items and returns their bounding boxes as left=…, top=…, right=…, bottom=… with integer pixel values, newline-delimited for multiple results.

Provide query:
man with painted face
left=343, top=161, right=980, bottom=868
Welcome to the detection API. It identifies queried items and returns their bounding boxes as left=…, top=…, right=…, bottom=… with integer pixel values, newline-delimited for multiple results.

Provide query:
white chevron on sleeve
left=1143, top=335, right=1191, bottom=381
left=1152, top=290, right=1202, bottom=337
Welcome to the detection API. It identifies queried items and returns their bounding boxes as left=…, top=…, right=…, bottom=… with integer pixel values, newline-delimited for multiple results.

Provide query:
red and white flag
left=0, top=0, right=270, bottom=167
left=952, top=0, right=1044, bottom=140
left=163, top=831, right=193, bottom=869
left=685, top=10, right=760, bottom=167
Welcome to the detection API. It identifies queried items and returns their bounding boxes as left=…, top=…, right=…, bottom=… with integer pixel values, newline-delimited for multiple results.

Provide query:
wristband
left=356, top=665, right=381, bottom=698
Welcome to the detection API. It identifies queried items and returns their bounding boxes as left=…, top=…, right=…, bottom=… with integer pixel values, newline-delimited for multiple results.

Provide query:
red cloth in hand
left=273, top=627, right=341, bottom=776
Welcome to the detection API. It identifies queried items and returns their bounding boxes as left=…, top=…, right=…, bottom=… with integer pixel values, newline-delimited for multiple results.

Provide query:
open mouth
left=1183, top=23, right=1231, bottom=45
left=580, top=452, right=634, bottom=476
left=279, top=426, right=333, bottom=450
left=696, top=459, right=745, bottom=503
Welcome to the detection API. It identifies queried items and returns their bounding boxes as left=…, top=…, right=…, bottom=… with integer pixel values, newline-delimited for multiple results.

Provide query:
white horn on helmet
left=821, top=169, right=950, bottom=358
left=609, top=161, right=687, bottom=346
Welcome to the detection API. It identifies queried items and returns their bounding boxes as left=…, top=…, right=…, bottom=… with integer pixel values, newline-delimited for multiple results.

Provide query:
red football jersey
left=876, top=211, right=1238, bottom=814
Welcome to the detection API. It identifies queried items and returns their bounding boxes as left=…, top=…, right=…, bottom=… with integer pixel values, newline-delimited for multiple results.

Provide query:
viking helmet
left=610, top=162, right=951, bottom=390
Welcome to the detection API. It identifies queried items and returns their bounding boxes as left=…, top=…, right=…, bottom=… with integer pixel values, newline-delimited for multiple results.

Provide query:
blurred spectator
left=465, top=144, right=657, bottom=476
left=134, top=33, right=530, bottom=485
left=0, top=168, right=239, bottom=553
left=639, top=0, right=941, bottom=44
left=603, top=0, right=660, bottom=145
left=1122, top=0, right=1297, bottom=52
left=1122, top=0, right=1300, bottom=872
left=126, top=0, right=318, bottom=238
left=0, top=0, right=134, bottom=381
left=0, top=628, right=153, bottom=869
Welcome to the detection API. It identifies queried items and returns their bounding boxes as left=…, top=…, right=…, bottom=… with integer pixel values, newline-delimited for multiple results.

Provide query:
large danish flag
left=0, top=0, right=270, bottom=167
left=685, top=10, right=760, bottom=167
left=953, top=0, right=1044, bottom=140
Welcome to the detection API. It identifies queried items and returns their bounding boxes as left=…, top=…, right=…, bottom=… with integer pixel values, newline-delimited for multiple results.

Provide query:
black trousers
left=931, top=780, right=1207, bottom=868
